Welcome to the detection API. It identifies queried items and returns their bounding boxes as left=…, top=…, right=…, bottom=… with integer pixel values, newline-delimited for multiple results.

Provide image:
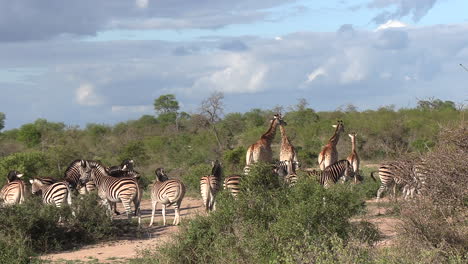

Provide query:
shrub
left=394, top=125, right=468, bottom=261
left=136, top=163, right=371, bottom=263
left=0, top=193, right=135, bottom=263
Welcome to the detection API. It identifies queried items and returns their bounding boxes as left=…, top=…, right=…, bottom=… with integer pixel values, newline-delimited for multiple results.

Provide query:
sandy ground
left=41, top=197, right=205, bottom=263
left=42, top=196, right=401, bottom=263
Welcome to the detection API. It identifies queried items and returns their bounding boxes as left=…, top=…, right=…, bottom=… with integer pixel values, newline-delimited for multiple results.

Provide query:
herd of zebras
left=0, top=114, right=429, bottom=226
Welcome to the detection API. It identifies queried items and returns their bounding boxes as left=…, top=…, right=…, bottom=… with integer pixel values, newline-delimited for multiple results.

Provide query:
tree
left=154, top=94, right=182, bottom=129
left=154, top=94, right=179, bottom=114
left=17, top=124, right=41, bottom=148
left=200, top=91, right=224, bottom=151
left=0, top=112, right=5, bottom=131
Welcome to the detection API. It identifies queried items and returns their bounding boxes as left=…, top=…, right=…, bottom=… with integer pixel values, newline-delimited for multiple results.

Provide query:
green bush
left=136, top=163, right=371, bottom=263
left=0, top=193, right=135, bottom=263
left=180, top=163, right=212, bottom=196
left=0, top=151, right=52, bottom=186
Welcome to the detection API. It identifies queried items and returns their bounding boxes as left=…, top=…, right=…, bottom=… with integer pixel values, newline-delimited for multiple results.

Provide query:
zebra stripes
left=371, top=161, right=414, bottom=200
left=81, top=162, right=141, bottom=224
left=274, top=160, right=298, bottom=186
left=30, top=178, right=72, bottom=208
left=224, top=174, right=242, bottom=197
left=149, top=168, right=186, bottom=226
left=64, top=159, right=93, bottom=194
left=372, top=160, right=428, bottom=200
left=200, top=160, right=222, bottom=212
left=1, top=171, right=27, bottom=206
left=305, top=160, right=354, bottom=188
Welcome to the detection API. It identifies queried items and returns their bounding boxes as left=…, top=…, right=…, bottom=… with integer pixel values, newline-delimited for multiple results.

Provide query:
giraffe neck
left=351, top=137, right=356, bottom=152
left=261, top=119, right=279, bottom=145
left=279, top=125, right=290, bottom=145
left=328, top=129, right=341, bottom=145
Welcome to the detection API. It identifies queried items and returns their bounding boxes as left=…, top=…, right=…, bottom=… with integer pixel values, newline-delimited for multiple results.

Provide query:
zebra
left=30, top=178, right=73, bottom=209
left=224, top=174, right=242, bottom=197
left=200, top=160, right=222, bottom=212
left=63, top=159, right=93, bottom=194
left=107, top=159, right=139, bottom=179
left=79, top=162, right=141, bottom=224
left=304, top=160, right=354, bottom=188
left=149, top=168, right=186, bottom=226
left=1, top=171, right=27, bottom=206
left=274, top=160, right=298, bottom=186
left=371, top=160, right=415, bottom=201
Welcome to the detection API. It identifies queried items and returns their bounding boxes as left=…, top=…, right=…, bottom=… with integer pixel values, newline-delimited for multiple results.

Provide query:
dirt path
left=42, top=196, right=400, bottom=263
left=361, top=197, right=402, bottom=248
left=41, top=197, right=205, bottom=263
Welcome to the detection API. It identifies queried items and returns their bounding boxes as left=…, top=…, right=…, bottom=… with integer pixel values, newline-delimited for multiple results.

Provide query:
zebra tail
left=370, top=171, right=377, bottom=182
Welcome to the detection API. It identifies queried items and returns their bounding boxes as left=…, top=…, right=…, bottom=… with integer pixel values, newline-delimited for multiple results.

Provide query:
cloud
left=374, top=29, right=409, bottom=49
left=111, top=105, right=152, bottom=113
left=2, top=23, right=468, bottom=129
left=76, top=83, right=103, bottom=106
left=376, top=20, right=407, bottom=31
left=368, top=0, right=438, bottom=23
left=192, top=53, right=268, bottom=93
left=0, top=0, right=294, bottom=42
left=135, top=0, right=149, bottom=9
left=218, top=40, right=249, bottom=51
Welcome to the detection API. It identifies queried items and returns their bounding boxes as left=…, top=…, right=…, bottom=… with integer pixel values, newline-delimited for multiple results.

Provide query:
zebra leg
left=121, top=199, right=133, bottom=220
left=376, top=184, right=386, bottom=201
left=149, top=200, right=157, bottom=227
left=67, top=188, right=75, bottom=217
left=173, top=202, right=181, bottom=225
left=162, top=204, right=167, bottom=226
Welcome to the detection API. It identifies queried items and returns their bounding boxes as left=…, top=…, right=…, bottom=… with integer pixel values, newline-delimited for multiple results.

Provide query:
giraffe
left=245, top=114, right=285, bottom=166
left=347, top=132, right=361, bottom=183
left=318, top=120, right=344, bottom=171
left=279, top=121, right=299, bottom=172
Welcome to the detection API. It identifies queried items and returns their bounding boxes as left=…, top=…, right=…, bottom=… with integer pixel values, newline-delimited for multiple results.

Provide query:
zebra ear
left=16, top=173, right=24, bottom=178
left=81, top=160, right=86, bottom=168
left=29, top=179, right=34, bottom=184
left=332, top=125, right=337, bottom=128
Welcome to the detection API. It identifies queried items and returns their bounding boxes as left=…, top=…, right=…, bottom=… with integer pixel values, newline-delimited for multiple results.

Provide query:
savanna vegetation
left=0, top=94, right=466, bottom=263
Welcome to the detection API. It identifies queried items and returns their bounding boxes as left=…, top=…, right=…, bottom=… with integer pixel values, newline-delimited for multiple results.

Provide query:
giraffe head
left=348, top=132, right=357, bottom=139
left=272, top=113, right=287, bottom=127
left=332, top=120, right=344, bottom=133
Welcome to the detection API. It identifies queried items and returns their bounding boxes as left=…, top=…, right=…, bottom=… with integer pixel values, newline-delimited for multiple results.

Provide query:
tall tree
left=154, top=94, right=181, bottom=129
left=0, top=112, right=5, bottom=131
left=154, top=94, right=180, bottom=114
left=200, top=91, right=224, bottom=151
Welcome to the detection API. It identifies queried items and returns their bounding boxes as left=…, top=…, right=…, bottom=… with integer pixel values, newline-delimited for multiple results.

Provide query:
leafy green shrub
left=0, top=151, right=52, bottom=186
left=180, top=163, right=212, bottom=196
left=0, top=193, right=134, bottom=262
left=137, top=163, right=371, bottom=263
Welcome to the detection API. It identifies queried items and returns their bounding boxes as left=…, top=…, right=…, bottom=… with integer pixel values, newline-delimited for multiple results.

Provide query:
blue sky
left=0, top=0, right=467, bottom=130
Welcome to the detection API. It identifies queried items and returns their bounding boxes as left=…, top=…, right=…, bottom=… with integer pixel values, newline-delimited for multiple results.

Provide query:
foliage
left=0, top=112, right=5, bottom=131
left=394, top=124, right=468, bottom=261
left=0, top=193, right=133, bottom=263
left=137, top=163, right=370, bottom=263
left=0, top=151, right=51, bottom=186
left=17, top=123, right=41, bottom=147
left=154, top=94, right=180, bottom=114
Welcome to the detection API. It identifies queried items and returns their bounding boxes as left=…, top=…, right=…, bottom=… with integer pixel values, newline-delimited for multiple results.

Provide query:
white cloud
left=76, top=83, right=103, bottom=106
left=111, top=105, right=152, bottom=113
left=192, top=53, right=268, bottom=93
left=135, top=0, right=149, bottom=9
left=275, top=36, right=283, bottom=41
left=306, top=67, right=326, bottom=83
left=376, top=20, right=407, bottom=31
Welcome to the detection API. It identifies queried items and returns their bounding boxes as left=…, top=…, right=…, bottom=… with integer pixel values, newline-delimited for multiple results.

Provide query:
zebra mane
left=155, top=168, right=169, bottom=182
left=211, top=160, right=222, bottom=179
